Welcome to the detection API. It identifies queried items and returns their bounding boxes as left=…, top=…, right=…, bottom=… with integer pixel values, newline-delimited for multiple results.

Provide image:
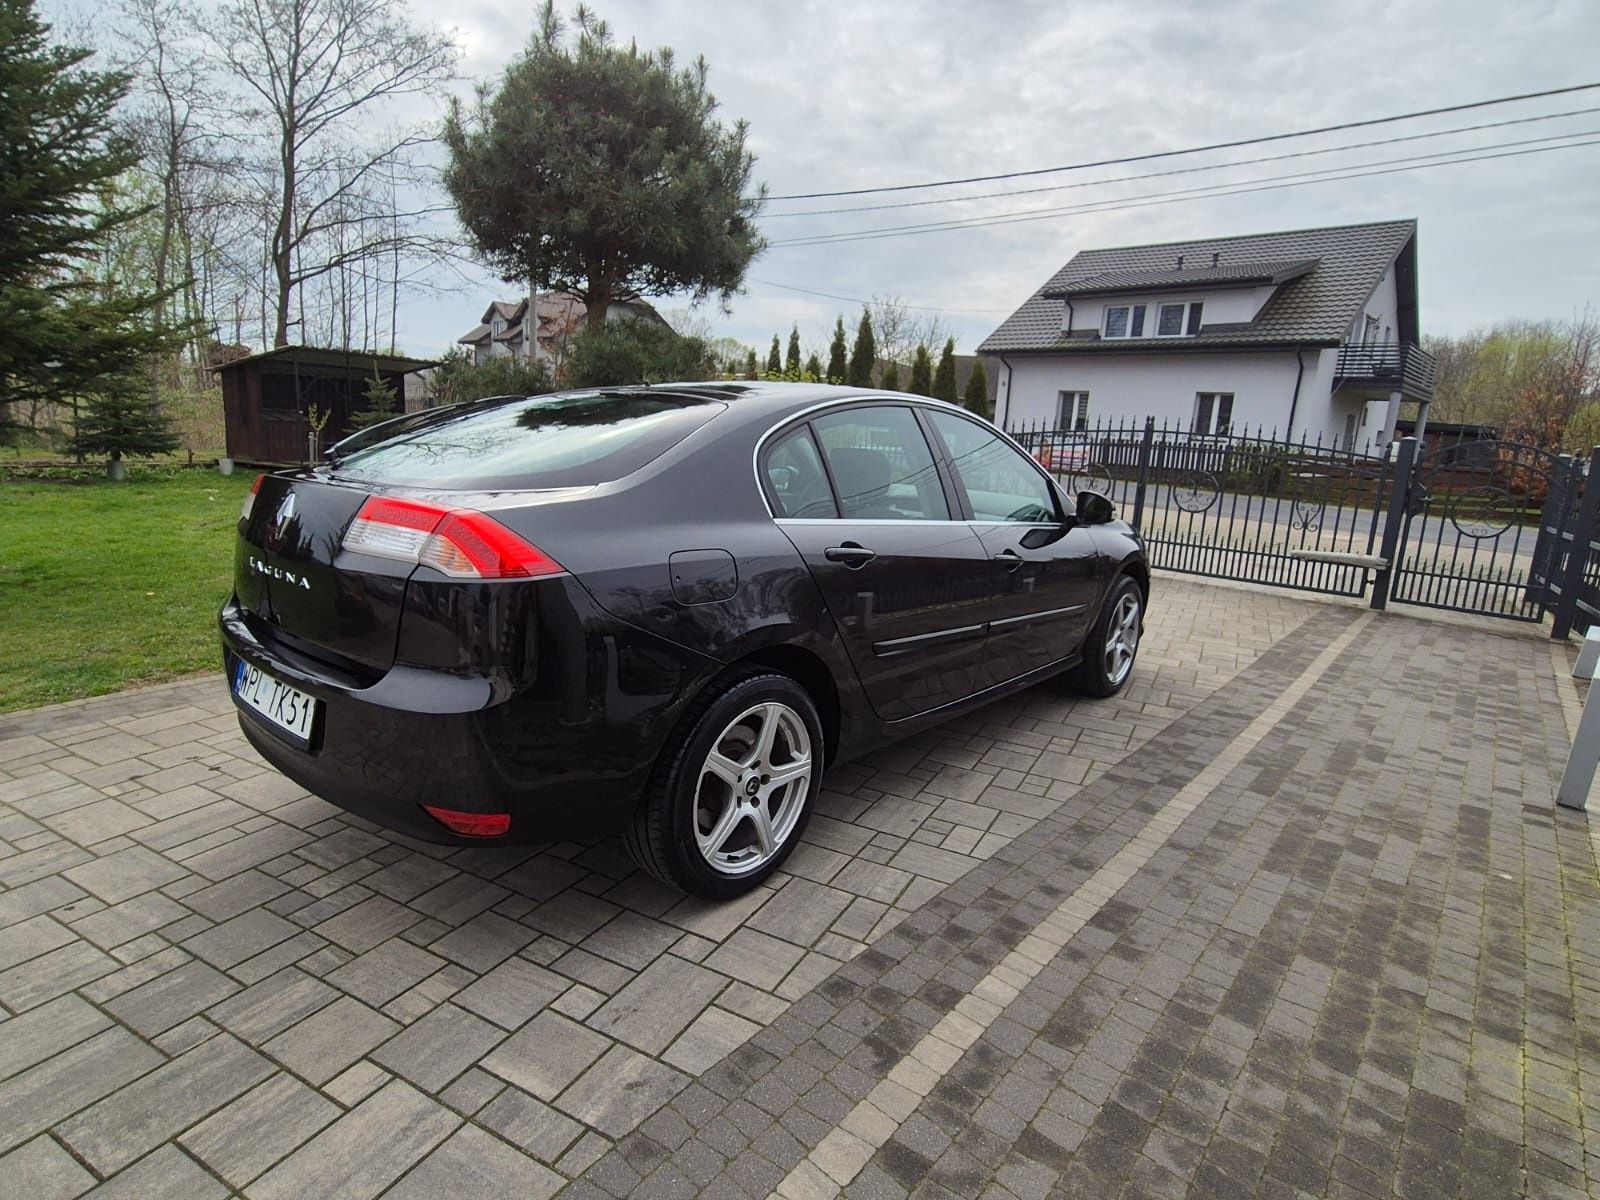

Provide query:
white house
left=979, top=219, right=1435, bottom=447
left=457, top=292, right=669, bottom=369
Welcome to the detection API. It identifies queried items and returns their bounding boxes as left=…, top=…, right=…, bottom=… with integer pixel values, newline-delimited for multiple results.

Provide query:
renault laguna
left=221, top=383, right=1148, bottom=898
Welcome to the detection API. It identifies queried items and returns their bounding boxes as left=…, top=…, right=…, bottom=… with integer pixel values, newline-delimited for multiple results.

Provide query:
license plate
left=233, top=661, right=319, bottom=746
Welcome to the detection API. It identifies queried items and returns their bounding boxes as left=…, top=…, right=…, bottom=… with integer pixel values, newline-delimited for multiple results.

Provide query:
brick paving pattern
left=0, top=576, right=1595, bottom=1198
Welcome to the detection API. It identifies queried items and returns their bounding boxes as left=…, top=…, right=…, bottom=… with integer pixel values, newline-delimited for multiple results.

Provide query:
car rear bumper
left=219, top=585, right=716, bottom=845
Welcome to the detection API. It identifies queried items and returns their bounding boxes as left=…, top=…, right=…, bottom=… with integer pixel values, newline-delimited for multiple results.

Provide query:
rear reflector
left=422, top=805, right=511, bottom=837
left=241, top=474, right=264, bottom=522
left=343, top=497, right=562, bottom=580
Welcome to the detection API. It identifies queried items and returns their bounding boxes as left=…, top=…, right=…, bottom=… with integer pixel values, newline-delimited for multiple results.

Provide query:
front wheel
left=1066, top=575, right=1144, bottom=697
left=624, top=671, right=823, bottom=899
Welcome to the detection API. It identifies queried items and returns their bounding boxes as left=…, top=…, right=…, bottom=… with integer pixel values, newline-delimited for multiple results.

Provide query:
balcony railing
left=1333, top=341, right=1437, bottom=401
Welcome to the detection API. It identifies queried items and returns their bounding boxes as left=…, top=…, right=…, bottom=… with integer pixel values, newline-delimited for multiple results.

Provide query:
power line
left=744, top=278, right=1010, bottom=314
left=760, top=105, right=1600, bottom=219
left=764, top=81, right=1600, bottom=200
left=767, top=132, right=1600, bottom=249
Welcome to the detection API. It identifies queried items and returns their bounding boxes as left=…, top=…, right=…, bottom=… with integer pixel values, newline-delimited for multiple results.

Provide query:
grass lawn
left=1, top=468, right=254, bottom=714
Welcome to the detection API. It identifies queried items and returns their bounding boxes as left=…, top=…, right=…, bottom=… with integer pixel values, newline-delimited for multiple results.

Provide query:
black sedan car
left=222, top=383, right=1148, bottom=898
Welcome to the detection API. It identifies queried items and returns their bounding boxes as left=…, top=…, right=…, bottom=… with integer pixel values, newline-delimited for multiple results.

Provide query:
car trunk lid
left=241, top=475, right=411, bottom=674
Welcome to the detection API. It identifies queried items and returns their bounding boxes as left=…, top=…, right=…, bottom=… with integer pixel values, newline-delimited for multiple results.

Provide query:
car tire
left=624, top=670, right=823, bottom=899
left=1066, top=575, right=1144, bottom=698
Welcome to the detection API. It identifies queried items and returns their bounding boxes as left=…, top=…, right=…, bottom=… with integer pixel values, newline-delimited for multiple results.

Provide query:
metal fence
left=1008, top=416, right=1395, bottom=599
left=1005, top=414, right=1600, bottom=636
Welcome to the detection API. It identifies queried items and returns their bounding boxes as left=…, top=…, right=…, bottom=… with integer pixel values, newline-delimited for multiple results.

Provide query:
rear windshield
left=327, top=391, right=722, bottom=490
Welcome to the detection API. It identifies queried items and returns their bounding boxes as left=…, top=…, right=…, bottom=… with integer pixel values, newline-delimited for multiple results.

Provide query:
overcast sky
left=54, top=0, right=1600, bottom=361
left=410, top=0, right=1600, bottom=363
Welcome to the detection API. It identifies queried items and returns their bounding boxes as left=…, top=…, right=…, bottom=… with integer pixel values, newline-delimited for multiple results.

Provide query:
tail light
left=240, top=475, right=265, bottom=522
left=423, top=805, right=511, bottom=837
left=342, top=496, right=563, bottom=580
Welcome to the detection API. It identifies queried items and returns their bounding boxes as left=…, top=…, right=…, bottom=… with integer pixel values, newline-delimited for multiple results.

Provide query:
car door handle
left=995, top=548, right=1024, bottom=571
left=825, top=543, right=877, bottom=567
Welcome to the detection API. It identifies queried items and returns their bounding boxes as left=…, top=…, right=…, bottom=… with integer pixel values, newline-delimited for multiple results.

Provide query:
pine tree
left=804, top=352, right=822, bottom=381
left=743, top=348, right=758, bottom=380
left=847, top=309, right=876, bottom=387
left=349, top=370, right=401, bottom=431
left=881, top=362, right=901, bottom=391
left=933, top=338, right=958, bottom=404
left=825, top=317, right=848, bottom=384
left=766, top=335, right=781, bottom=374
left=962, top=357, right=991, bottom=419
left=908, top=344, right=933, bottom=396
left=785, top=326, right=801, bottom=375
left=0, top=0, right=184, bottom=450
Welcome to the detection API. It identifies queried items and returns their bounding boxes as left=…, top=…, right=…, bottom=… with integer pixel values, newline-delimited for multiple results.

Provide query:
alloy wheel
left=694, top=700, right=813, bottom=877
left=1103, top=591, right=1141, bottom=686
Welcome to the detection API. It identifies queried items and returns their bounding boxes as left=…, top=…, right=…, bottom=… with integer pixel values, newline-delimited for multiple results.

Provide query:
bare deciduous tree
left=869, top=295, right=951, bottom=375
left=209, top=0, right=456, bottom=347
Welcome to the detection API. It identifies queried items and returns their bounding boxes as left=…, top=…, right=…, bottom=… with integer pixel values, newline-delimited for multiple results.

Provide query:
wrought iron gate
left=1385, top=438, right=1585, bottom=623
left=1010, top=417, right=1394, bottom=599
left=1007, top=415, right=1600, bottom=637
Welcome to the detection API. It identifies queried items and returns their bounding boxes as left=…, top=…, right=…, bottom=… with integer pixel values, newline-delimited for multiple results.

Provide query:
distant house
left=978, top=219, right=1436, bottom=447
left=456, top=292, right=670, bottom=370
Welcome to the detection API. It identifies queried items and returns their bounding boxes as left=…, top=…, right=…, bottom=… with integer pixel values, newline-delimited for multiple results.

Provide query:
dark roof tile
left=978, top=219, right=1415, bottom=354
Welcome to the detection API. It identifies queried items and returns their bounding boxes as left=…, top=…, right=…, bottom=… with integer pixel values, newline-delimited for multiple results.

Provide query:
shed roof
left=213, top=346, right=437, bottom=376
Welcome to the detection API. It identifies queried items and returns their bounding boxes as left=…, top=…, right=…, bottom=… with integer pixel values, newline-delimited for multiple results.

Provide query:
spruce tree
left=847, top=309, right=875, bottom=387
left=785, top=326, right=801, bottom=375
left=804, top=352, right=822, bottom=381
left=349, top=370, right=401, bottom=431
left=908, top=344, right=933, bottom=396
left=825, top=317, right=848, bottom=384
left=743, top=348, right=758, bottom=380
left=0, top=0, right=183, bottom=450
left=962, top=358, right=991, bottom=419
left=933, top=338, right=958, bottom=404
left=67, top=380, right=179, bottom=472
left=881, top=361, right=901, bottom=391
left=766, top=334, right=781, bottom=374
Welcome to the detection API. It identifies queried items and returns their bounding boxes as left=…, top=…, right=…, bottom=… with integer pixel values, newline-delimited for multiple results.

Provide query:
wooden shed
left=217, top=346, right=436, bottom=466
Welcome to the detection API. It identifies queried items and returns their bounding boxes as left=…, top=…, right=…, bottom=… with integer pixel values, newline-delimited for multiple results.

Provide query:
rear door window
left=811, top=406, right=949, bottom=521
left=329, top=392, right=722, bottom=490
left=765, top=427, right=838, bottom=518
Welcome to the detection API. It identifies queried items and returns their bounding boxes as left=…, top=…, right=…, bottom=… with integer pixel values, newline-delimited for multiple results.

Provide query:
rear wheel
left=624, top=671, right=822, bottom=899
left=1066, top=575, right=1143, bottom=697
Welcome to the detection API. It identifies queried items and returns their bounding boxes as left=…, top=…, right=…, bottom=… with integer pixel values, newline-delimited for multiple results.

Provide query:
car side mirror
left=1075, top=490, right=1115, bottom=525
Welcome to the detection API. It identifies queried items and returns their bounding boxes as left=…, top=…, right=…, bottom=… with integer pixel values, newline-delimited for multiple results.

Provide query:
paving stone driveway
left=0, top=577, right=1594, bottom=1198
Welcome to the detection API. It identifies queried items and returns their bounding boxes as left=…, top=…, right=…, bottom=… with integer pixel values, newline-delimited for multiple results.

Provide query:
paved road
left=0, top=580, right=1593, bottom=1199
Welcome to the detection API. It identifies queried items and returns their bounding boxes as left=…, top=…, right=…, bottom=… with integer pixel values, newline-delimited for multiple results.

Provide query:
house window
left=491, top=318, right=504, bottom=335
left=1193, top=392, right=1233, bottom=436
left=1156, top=302, right=1204, bottom=338
left=1363, top=314, right=1380, bottom=344
left=1102, top=304, right=1146, bottom=339
left=1058, top=391, right=1090, bottom=431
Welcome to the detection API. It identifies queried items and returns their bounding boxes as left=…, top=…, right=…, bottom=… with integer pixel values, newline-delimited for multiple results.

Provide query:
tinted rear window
left=328, top=392, right=722, bottom=490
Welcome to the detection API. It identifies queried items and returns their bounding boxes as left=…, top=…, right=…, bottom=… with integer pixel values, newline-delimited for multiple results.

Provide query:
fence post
left=1529, top=454, right=1577, bottom=609
left=1131, top=417, right=1155, bottom=531
left=1552, top=446, right=1600, bottom=640
left=1369, top=436, right=1417, bottom=611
